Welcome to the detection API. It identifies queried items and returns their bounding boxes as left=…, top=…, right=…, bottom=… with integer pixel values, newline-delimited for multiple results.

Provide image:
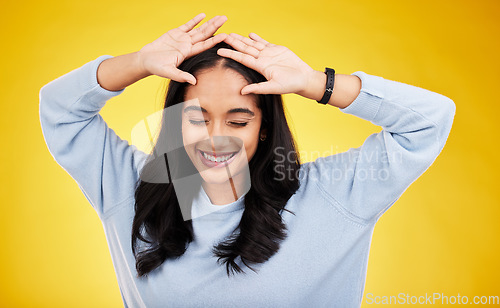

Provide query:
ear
left=259, top=128, right=267, bottom=140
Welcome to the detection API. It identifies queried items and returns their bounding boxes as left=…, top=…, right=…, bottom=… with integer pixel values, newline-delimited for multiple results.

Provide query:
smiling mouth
left=198, top=149, right=239, bottom=163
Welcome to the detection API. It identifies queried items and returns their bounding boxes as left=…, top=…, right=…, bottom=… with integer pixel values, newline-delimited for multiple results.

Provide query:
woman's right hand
left=137, top=13, right=227, bottom=85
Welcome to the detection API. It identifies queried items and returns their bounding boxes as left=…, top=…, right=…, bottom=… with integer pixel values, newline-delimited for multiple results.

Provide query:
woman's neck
left=201, top=174, right=249, bottom=206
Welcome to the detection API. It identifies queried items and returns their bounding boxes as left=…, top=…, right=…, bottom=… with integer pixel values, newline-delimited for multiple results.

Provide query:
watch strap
left=317, top=67, right=335, bottom=105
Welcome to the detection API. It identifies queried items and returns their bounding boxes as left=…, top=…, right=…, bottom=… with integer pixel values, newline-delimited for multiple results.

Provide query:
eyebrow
left=183, top=105, right=255, bottom=116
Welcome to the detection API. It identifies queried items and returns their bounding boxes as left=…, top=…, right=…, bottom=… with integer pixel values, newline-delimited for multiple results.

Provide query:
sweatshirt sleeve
left=304, top=71, right=456, bottom=222
left=39, top=55, right=148, bottom=217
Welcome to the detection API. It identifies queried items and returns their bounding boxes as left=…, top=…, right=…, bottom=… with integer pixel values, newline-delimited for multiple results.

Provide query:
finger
left=189, top=15, right=227, bottom=44
left=216, top=48, right=258, bottom=70
left=241, top=81, right=282, bottom=95
left=248, top=32, right=270, bottom=45
left=178, top=13, right=206, bottom=33
left=229, top=33, right=266, bottom=51
left=191, top=33, right=228, bottom=56
left=162, top=66, right=196, bottom=85
left=187, top=15, right=219, bottom=39
left=223, top=34, right=260, bottom=58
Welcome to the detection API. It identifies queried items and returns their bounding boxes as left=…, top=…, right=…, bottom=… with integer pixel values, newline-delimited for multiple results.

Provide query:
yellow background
left=1, top=0, right=499, bottom=306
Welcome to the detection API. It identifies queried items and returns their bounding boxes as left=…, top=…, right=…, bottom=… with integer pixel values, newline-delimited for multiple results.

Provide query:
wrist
left=134, top=51, right=152, bottom=79
left=297, top=69, right=327, bottom=101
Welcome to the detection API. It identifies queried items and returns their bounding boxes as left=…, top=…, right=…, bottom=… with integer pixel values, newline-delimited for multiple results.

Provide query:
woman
left=40, top=13, right=455, bottom=307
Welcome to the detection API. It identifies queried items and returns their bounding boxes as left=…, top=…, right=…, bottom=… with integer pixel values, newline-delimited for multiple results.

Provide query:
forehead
left=184, top=67, right=258, bottom=111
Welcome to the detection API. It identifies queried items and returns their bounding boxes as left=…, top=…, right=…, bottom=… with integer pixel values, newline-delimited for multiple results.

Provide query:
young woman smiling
left=40, top=13, right=455, bottom=307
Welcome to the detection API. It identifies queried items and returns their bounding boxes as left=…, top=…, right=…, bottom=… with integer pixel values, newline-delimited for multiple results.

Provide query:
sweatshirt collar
left=191, top=186, right=245, bottom=219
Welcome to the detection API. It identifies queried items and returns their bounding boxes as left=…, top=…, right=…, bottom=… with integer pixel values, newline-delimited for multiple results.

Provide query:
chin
left=199, top=172, right=234, bottom=185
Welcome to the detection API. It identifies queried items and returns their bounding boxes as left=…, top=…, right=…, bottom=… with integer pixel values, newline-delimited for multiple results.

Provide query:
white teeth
left=202, top=151, right=234, bottom=163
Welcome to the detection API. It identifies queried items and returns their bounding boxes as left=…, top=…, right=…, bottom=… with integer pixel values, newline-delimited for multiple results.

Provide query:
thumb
left=241, top=81, right=281, bottom=95
left=162, top=67, right=196, bottom=85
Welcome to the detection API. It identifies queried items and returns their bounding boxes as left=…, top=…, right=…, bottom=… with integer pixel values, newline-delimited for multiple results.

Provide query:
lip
left=198, top=149, right=239, bottom=156
left=198, top=149, right=240, bottom=168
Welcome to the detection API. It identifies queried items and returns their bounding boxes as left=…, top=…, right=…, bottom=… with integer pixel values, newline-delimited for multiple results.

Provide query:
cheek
left=241, top=127, right=261, bottom=158
left=181, top=121, right=207, bottom=147
left=182, top=123, right=201, bottom=158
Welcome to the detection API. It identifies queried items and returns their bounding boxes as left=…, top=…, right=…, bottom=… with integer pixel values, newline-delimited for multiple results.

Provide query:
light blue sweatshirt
left=39, top=55, right=455, bottom=307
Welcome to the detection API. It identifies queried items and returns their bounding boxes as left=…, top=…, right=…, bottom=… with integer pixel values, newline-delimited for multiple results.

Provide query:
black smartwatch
left=317, top=67, right=335, bottom=105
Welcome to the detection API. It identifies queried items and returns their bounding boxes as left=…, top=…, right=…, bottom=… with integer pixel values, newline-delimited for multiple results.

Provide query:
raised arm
left=218, top=32, right=456, bottom=222
left=308, top=71, right=455, bottom=221
left=39, top=13, right=228, bottom=216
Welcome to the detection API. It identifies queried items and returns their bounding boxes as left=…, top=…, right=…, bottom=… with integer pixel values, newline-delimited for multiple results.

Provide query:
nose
left=207, top=121, right=232, bottom=150
left=207, top=120, right=224, bottom=138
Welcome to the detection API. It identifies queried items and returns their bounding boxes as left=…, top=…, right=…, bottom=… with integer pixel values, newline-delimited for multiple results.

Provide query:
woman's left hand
left=218, top=33, right=317, bottom=96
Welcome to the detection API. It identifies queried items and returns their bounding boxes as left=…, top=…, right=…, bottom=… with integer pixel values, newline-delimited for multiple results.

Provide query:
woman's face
left=182, top=66, right=265, bottom=184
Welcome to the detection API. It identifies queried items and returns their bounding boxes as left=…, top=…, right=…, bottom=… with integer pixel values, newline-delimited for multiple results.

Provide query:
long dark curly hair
left=132, top=41, right=301, bottom=277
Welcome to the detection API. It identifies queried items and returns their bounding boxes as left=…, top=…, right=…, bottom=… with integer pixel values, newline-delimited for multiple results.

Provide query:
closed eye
left=229, top=122, right=248, bottom=127
left=189, top=120, right=208, bottom=126
left=189, top=120, right=249, bottom=127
